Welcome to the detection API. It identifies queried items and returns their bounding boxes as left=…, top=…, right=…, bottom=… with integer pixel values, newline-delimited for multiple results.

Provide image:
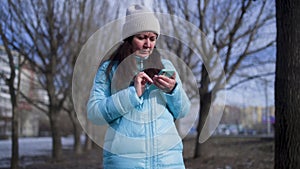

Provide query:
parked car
left=215, top=124, right=236, bottom=135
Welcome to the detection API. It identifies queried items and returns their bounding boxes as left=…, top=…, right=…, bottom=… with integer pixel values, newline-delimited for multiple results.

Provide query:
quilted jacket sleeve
left=87, top=62, right=143, bottom=125
left=162, top=59, right=191, bottom=119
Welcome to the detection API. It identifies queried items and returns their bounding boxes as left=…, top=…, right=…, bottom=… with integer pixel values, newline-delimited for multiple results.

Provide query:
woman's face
left=131, top=32, right=157, bottom=58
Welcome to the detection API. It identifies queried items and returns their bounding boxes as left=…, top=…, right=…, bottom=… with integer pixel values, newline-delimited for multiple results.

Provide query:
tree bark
left=70, top=111, right=82, bottom=154
left=84, top=133, right=93, bottom=151
left=275, top=0, right=300, bottom=168
left=194, top=94, right=212, bottom=157
left=194, top=65, right=212, bottom=158
left=49, top=107, right=62, bottom=161
left=10, top=106, right=19, bottom=169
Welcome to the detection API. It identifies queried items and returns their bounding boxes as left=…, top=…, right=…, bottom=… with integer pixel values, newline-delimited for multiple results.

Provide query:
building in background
left=0, top=46, right=48, bottom=139
left=0, top=45, right=17, bottom=138
left=215, top=104, right=275, bottom=136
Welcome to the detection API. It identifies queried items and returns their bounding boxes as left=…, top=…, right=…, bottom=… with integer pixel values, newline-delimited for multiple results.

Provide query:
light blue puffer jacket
left=87, top=59, right=191, bottom=169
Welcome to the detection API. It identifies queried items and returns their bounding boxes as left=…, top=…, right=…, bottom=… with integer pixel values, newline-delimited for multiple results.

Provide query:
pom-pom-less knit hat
left=122, top=4, right=160, bottom=39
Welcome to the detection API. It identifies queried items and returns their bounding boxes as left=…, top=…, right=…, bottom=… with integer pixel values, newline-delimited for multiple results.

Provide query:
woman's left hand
left=153, top=73, right=176, bottom=93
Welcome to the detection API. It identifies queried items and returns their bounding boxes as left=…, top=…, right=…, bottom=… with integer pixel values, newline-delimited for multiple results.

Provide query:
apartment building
left=0, top=46, right=47, bottom=138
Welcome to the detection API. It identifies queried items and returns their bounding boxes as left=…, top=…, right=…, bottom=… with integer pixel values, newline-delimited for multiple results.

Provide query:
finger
left=157, top=72, right=176, bottom=80
left=155, top=74, right=175, bottom=84
left=153, top=75, right=176, bottom=91
left=136, top=72, right=153, bottom=83
left=154, top=76, right=168, bottom=86
left=153, top=79, right=172, bottom=93
left=153, top=81, right=165, bottom=90
left=170, top=72, right=176, bottom=79
left=153, top=77, right=171, bottom=90
left=141, top=72, right=153, bottom=83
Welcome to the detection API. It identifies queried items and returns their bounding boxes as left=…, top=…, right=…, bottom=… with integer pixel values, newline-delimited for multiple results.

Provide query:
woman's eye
left=150, top=38, right=156, bottom=42
left=136, top=36, right=144, bottom=40
left=135, top=35, right=157, bottom=42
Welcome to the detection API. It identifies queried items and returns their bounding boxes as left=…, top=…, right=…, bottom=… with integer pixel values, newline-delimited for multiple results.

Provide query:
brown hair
left=105, top=36, right=134, bottom=78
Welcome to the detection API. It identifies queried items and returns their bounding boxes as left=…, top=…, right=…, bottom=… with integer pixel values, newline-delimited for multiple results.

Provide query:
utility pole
left=264, top=79, right=271, bottom=135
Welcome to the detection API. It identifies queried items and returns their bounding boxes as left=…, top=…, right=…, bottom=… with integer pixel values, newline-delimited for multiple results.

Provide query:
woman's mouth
left=135, top=49, right=152, bottom=56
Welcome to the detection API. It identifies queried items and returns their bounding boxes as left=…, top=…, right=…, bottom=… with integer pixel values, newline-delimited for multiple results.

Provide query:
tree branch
left=226, top=72, right=274, bottom=90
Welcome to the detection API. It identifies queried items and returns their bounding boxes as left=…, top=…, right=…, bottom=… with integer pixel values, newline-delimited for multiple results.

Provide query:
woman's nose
left=144, top=39, right=151, bottom=47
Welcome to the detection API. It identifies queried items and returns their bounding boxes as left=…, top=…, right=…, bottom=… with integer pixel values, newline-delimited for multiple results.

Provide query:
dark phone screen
left=143, top=68, right=161, bottom=79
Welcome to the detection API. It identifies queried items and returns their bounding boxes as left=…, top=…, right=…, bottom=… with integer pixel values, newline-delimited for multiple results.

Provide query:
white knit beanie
left=122, top=4, right=160, bottom=39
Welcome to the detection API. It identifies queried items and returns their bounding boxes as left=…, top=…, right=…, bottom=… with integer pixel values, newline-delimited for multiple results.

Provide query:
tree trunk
left=49, top=109, right=62, bottom=161
left=194, top=65, right=212, bottom=158
left=193, top=92, right=212, bottom=158
left=0, top=25, right=19, bottom=169
left=73, top=126, right=82, bottom=154
left=275, top=0, right=300, bottom=168
left=70, top=111, right=82, bottom=154
left=84, top=133, right=93, bottom=151
left=10, top=106, right=19, bottom=169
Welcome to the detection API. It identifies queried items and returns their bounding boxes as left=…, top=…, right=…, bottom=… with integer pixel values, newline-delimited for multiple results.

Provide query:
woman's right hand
left=134, top=72, right=153, bottom=97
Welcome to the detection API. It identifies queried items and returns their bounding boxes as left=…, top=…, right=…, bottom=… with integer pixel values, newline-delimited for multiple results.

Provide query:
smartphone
left=158, top=69, right=175, bottom=78
left=143, top=68, right=161, bottom=79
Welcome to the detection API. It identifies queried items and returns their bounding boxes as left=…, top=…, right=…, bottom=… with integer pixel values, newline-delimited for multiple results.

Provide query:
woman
left=87, top=4, right=191, bottom=169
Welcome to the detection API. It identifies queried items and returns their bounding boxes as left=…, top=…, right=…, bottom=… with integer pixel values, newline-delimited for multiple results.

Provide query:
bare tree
left=0, top=25, right=22, bottom=169
left=275, top=0, right=300, bottom=168
left=156, top=0, right=276, bottom=158
left=0, top=0, right=108, bottom=160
